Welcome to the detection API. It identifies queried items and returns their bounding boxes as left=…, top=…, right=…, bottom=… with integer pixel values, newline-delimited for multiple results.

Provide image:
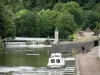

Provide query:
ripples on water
left=0, top=66, right=75, bottom=75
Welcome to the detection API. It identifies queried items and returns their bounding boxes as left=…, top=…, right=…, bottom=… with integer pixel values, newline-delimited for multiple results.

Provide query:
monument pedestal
left=54, top=28, right=59, bottom=44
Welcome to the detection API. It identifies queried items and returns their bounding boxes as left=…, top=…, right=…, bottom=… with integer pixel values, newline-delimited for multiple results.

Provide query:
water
left=0, top=48, right=75, bottom=75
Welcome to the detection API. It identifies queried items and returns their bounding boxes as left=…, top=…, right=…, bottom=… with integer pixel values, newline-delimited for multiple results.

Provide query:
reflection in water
left=0, top=48, right=75, bottom=75
left=0, top=48, right=50, bottom=67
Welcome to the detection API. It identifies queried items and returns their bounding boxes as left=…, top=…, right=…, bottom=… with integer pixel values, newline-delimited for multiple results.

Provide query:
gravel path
left=77, top=47, right=100, bottom=75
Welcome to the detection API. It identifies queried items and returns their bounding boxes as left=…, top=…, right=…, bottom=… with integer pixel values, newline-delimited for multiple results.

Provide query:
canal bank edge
left=76, top=55, right=80, bottom=75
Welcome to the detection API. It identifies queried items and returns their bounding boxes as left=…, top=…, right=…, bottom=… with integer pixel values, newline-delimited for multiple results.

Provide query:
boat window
left=51, top=59, right=55, bottom=63
left=51, top=55, right=55, bottom=57
left=56, top=59, right=60, bottom=63
left=55, top=55, right=60, bottom=57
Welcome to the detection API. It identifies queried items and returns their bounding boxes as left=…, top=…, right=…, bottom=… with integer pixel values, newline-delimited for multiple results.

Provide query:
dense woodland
left=0, top=0, right=100, bottom=39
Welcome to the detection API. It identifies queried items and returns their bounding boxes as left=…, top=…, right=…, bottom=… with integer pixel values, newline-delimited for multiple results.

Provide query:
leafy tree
left=0, top=1, right=16, bottom=38
left=53, top=2, right=64, bottom=12
left=15, top=9, right=36, bottom=37
left=59, top=0, right=89, bottom=6
left=2, top=0, right=24, bottom=13
left=23, top=0, right=36, bottom=10
left=22, top=0, right=57, bottom=10
left=82, top=10, right=100, bottom=30
left=83, top=0, right=100, bottom=10
left=36, top=9, right=58, bottom=37
left=75, top=0, right=89, bottom=6
left=56, top=11, right=77, bottom=38
left=0, top=0, right=100, bottom=39
left=0, top=2, right=5, bottom=38
left=36, top=0, right=56, bottom=10
left=62, top=1, right=83, bottom=27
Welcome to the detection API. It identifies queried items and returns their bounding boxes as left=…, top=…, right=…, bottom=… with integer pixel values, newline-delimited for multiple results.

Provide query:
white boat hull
left=47, top=56, right=65, bottom=69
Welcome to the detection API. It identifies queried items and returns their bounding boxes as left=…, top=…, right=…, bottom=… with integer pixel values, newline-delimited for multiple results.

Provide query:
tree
left=62, top=1, right=83, bottom=27
left=3, top=0, right=24, bottom=13
left=36, top=0, right=57, bottom=10
left=0, top=2, right=5, bottom=38
left=15, top=9, right=36, bottom=37
left=82, top=10, right=100, bottom=30
left=0, top=1, right=16, bottom=38
left=53, top=2, right=64, bottom=12
left=55, top=11, right=77, bottom=38
left=83, top=0, right=100, bottom=10
left=36, top=9, right=58, bottom=37
left=58, top=0, right=89, bottom=6
left=23, top=0, right=36, bottom=10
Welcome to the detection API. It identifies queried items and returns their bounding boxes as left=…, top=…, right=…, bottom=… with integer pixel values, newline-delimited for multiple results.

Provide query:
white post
left=54, top=28, right=59, bottom=44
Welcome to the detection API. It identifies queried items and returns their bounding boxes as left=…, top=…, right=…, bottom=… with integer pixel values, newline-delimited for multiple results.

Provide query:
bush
left=68, top=34, right=74, bottom=41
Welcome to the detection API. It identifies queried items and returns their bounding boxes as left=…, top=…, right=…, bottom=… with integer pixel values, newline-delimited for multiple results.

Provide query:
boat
left=47, top=53, right=66, bottom=69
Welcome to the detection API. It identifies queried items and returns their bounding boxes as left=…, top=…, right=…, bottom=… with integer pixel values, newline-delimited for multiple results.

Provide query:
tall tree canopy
left=15, top=9, right=36, bottom=37
left=0, top=0, right=100, bottom=39
left=36, top=9, right=57, bottom=37
left=0, top=1, right=16, bottom=38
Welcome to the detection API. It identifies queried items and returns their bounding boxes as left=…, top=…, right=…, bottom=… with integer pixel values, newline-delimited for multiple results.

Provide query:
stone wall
left=51, top=41, right=95, bottom=53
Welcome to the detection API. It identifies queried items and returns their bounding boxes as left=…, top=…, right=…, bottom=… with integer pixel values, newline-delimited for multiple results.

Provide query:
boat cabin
left=47, top=53, right=65, bottom=69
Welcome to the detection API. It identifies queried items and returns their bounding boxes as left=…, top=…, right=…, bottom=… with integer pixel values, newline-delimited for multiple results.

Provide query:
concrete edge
left=75, top=55, right=80, bottom=75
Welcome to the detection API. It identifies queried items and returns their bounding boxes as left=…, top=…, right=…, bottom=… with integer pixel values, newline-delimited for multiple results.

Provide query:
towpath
left=76, top=47, right=100, bottom=75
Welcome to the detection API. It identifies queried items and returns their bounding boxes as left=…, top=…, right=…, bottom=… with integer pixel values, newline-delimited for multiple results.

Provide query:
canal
left=0, top=48, right=75, bottom=75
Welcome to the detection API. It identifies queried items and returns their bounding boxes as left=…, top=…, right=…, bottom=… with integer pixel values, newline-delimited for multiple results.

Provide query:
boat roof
left=51, top=53, right=62, bottom=58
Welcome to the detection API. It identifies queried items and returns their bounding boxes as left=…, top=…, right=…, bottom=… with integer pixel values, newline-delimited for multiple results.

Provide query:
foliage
left=94, top=22, right=100, bottom=34
left=53, top=2, right=64, bottom=12
left=23, top=0, right=57, bottom=10
left=68, top=34, right=75, bottom=41
left=15, top=9, right=36, bottom=37
left=62, top=2, right=83, bottom=26
left=0, top=1, right=16, bottom=38
left=82, top=10, right=100, bottom=31
left=0, top=0, right=100, bottom=39
left=0, top=2, right=5, bottom=38
left=36, top=9, right=57, bottom=37
left=56, top=11, right=77, bottom=38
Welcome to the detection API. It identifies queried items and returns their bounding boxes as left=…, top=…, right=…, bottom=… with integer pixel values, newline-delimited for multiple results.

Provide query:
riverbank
left=76, top=46, right=100, bottom=75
